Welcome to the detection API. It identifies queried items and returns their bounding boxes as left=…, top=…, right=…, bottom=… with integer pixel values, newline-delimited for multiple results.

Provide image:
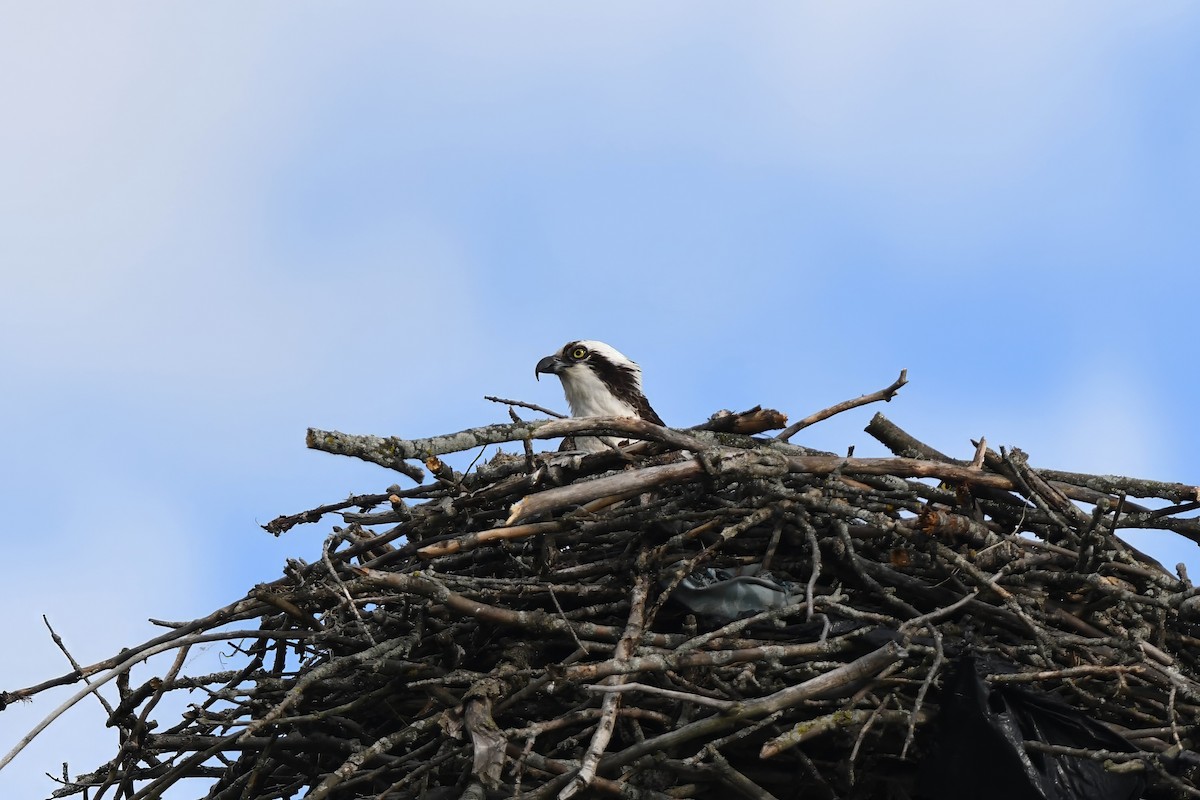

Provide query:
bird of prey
left=535, top=340, right=664, bottom=451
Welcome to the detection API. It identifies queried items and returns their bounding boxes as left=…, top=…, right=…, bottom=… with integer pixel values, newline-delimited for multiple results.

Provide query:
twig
left=322, top=536, right=376, bottom=646
left=261, top=490, right=405, bottom=535
left=847, top=694, right=890, bottom=787
left=42, top=616, right=115, bottom=716
left=800, top=514, right=822, bottom=622
left=776, top=369, right=908, bottom=442
left=986, top=665, right=1145, bottom=683
left=308, top=417, right=704, bottom=473
left=485, top=395, right=568, bottom=419
left=761, top=709, right=919, bottom=759
left=901, top=625, right=942, bottom=759
left=583, top=683, right=734, bottom=712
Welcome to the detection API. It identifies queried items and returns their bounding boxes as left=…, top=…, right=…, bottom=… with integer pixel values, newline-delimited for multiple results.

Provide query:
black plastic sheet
left=919, top=655, right=1146, bottom=800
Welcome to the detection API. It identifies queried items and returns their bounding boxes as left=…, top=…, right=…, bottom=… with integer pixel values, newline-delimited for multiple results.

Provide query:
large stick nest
left=6, top=380, right=1200, bottom=799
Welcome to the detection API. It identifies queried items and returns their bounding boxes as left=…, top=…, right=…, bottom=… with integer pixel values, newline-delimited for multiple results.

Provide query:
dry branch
left=776, top=369, right=908, bottom=441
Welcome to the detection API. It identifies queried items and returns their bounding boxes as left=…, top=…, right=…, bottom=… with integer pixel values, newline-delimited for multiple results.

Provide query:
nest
left=6, top=379, right=1200, bottom=800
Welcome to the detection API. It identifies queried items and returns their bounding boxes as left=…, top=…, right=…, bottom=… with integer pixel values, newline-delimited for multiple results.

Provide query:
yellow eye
left=571, top=347, right=588, bottom=360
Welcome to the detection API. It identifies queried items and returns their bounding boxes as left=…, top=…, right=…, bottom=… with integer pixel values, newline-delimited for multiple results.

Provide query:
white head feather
left=535, top=340, right=660, bottom=452
left=554, top=340, right=644, bottom=418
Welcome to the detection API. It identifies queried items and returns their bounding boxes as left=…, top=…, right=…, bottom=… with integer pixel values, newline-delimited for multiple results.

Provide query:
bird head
left=535, top=340, right=655, bottom=421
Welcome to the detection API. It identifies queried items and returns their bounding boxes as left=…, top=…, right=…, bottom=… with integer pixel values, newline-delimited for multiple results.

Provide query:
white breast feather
left=560, top=366, right=638, bottom=418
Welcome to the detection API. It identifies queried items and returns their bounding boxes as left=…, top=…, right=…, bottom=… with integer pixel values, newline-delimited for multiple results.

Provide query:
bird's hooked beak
left=534, top=354, right=566, bottom=381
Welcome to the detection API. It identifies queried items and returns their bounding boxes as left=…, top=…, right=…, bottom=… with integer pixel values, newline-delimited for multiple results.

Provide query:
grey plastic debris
left=665, top=563, right=796, bottom=621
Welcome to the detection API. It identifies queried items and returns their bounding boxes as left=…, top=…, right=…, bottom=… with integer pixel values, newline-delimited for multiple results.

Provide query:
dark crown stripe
left=587, top=351, right=663, bottom=423
left=587, top=352, right=639, bottom=402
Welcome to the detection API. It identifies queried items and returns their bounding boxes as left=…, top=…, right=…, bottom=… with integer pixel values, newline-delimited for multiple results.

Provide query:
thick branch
left=509, top=453, right=1019, bottom=523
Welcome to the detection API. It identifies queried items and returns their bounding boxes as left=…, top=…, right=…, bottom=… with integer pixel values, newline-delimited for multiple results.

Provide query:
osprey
left=535, top=340, right=664, bottom=451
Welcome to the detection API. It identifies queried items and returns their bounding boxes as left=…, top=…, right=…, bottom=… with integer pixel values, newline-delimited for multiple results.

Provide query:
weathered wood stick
left=777, top=369, right=908, bottom=442
left=308, top=417, right=706, bottom=473
left=508, top=453, right=1020, bottom=524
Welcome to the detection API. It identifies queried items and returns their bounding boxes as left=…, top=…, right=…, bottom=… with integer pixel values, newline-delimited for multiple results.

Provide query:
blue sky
left=3, top=3, right=1199, bottom=795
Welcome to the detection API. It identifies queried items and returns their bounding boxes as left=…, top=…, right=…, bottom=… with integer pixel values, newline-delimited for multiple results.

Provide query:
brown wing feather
left=631, top=395, right=665, bottom=426
left=580, top=347, right=664, bottom=426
